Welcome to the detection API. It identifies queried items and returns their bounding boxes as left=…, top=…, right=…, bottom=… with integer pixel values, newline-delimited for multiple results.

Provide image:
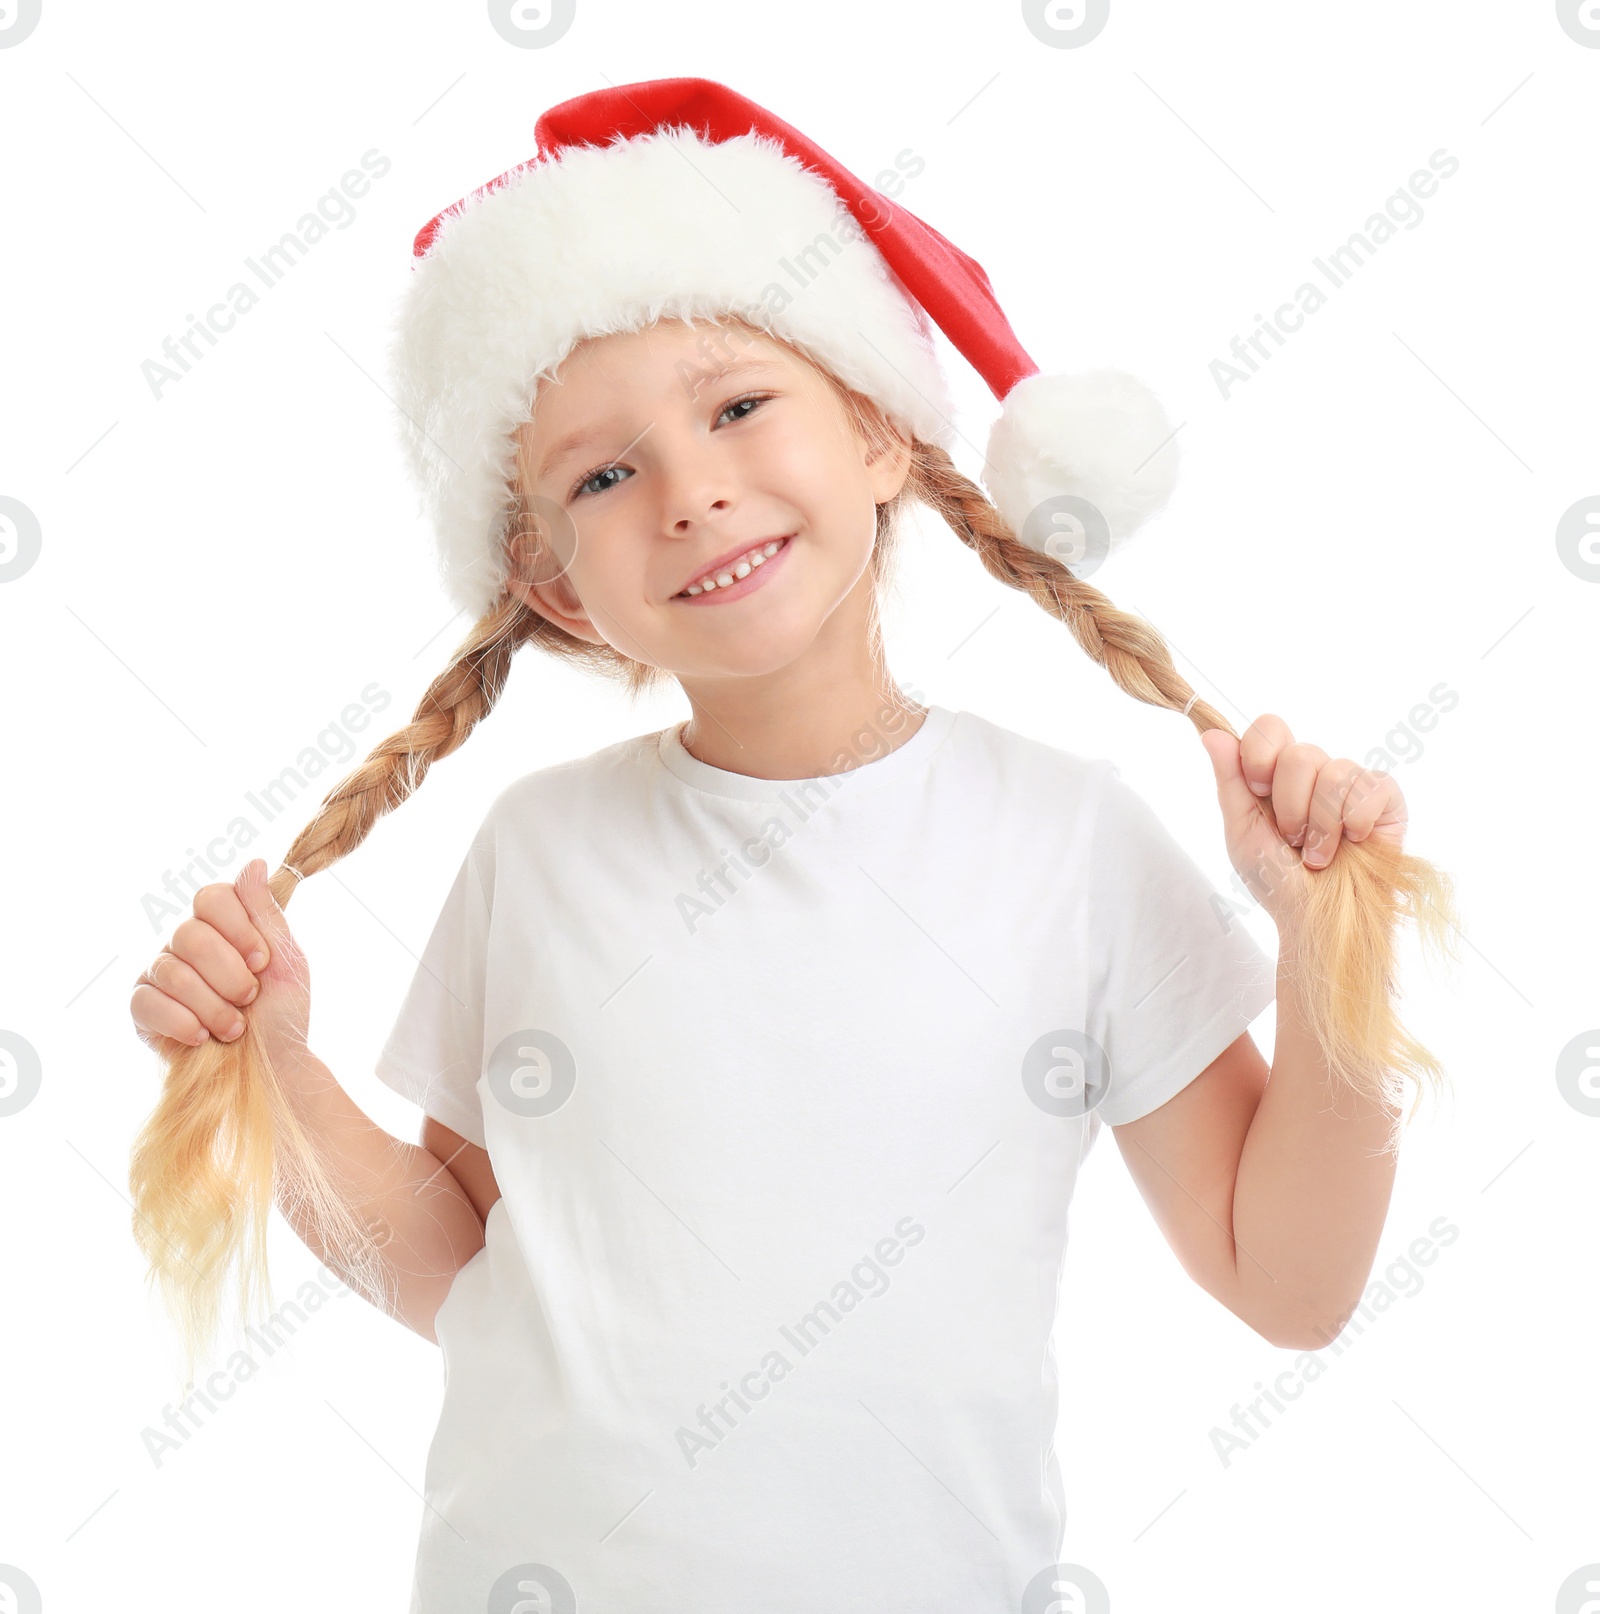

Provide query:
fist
left=130, top=858, right=311, bottom=1065
left=1200, top=713, right=1407, bottom=925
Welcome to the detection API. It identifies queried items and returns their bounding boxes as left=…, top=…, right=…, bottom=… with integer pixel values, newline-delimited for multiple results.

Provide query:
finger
left=1269, top=740, right=1329, bottom=848
left=1238, top=713, right=1294, bottom=799
left=1199, top=729, right=1265, bottom=833
left=1302, top=758, right=1366, bottom=868
left=1337, top=766, right=1404, bottom=844
left=234, top=858, right=295, bottom=966
left=131, top=977, right=214, bottom=1049
left=193, top=878, right=272, bottom=973
left=141, top=951, right=249, bottom=1043
left=169, top=914, right=261, bottom=1009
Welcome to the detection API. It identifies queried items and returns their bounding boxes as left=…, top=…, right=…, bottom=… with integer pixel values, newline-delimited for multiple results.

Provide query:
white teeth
left=683, top=539, right=784, bottom=596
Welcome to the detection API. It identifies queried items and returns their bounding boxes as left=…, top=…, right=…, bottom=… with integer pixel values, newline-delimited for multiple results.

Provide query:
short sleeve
left=1084, top=760, right=1277, bottom=1129
left=373, top=837, right=492, bottom=1150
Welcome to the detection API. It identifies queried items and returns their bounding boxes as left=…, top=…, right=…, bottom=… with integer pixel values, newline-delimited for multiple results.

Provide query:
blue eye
left=569, top=392, right=773, bottom=500
left=574, top=464, right=630, bottom=499
left=717, top=393, right=769, bottom=426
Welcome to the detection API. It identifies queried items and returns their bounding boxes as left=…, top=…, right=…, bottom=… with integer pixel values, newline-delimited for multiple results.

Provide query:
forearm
left=269, top=1049, right=487, bottom=1344
left=1230, top=944, right=1400, bottom=1348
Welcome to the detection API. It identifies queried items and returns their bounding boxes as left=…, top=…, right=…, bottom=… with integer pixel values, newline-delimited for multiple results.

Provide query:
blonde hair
left=128, top=315, right=1459, bottom=1380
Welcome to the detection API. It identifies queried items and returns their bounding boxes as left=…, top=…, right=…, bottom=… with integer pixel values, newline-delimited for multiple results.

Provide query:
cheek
left=761, top=407, right=847, bottom=469
left=757, top=422, right=872, bottom=513
left=576, top=524, right=666, bottom=612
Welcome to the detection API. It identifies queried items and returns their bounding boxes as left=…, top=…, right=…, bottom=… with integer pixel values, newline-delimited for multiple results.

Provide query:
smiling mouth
left=675, top=535, right=791, bottom=598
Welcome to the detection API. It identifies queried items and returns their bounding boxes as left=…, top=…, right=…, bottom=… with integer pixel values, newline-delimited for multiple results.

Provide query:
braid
left=905, top=439, right=1460, bottom=1143
left=911, top=442, right=1232, bottom=736
left=264, top=594, right=542, bottom=910
left=131, top=589, right=544, bottom=1385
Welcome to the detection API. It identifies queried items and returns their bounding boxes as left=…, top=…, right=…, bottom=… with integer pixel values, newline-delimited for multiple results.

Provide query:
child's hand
left=130, top=858, right=311, bottom=1063
left=1199, top=714, right=1408, bottom=927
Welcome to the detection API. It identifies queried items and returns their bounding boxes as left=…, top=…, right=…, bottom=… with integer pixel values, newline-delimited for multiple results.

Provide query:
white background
left=1, top=2, right=1595, bottom=1610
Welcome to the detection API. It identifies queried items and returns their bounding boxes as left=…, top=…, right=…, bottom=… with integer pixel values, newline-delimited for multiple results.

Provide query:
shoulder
left=943, top=714, right=1185, bottom=881
left=945, top=708, right=1115, bottom=807
left=478, top=725, right=668, bottom=827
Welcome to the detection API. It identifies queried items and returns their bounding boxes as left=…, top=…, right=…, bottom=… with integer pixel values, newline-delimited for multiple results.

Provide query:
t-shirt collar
left=655, top=704, right=958, bottom=802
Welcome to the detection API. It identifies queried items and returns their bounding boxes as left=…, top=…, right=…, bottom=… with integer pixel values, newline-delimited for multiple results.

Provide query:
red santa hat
left=388, top=76, right=1180, bottom=620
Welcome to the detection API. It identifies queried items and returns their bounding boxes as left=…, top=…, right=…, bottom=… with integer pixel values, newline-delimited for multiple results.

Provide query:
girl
left=127, top=77, right=1457, bottom=1612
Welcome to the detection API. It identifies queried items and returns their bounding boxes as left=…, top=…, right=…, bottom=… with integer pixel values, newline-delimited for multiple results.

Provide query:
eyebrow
left=535, top=358, right=787, bottom=484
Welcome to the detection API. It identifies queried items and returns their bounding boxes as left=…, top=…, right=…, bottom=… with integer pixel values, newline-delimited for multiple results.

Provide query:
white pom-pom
left=981, top=370, right=1181, bottom=576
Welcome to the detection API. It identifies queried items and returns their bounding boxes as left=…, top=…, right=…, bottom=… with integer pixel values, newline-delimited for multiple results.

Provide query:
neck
left=675, top=607, right=927, bottom=783
left=678, top=682, right=928, bottom=783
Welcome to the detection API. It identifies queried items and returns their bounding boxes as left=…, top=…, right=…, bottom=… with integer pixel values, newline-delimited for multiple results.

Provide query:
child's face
left=506, top=318, right=911, bottom=683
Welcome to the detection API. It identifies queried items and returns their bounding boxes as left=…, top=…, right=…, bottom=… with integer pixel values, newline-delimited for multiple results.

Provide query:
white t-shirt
left=374, top=703, right=1275, bottom=1613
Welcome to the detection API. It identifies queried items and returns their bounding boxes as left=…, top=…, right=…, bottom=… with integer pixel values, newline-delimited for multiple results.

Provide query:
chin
left=683, top=643, right=816, bottom=681
left=677, top=615, right=829, bottom=679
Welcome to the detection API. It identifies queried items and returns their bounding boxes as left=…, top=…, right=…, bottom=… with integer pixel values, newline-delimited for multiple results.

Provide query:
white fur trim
left=982, top=369, right=1181, bottom=575
left=387, top=126, right=958, bottom=620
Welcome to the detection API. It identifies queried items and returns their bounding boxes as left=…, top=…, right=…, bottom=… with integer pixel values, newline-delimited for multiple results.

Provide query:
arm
left=1113, top=714, right=1411, bottom=1350
left=1111, top=969, right=1398, bottom=1350
left=273, top=1050, right=490, bottom=1344
left=420, top=1116, right=503, bottom=1225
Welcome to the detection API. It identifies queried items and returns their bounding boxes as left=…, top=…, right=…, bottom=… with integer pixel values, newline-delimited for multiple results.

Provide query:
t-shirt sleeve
left=1084, top=759, right=1277, bottom=1129
left=373, top=835, right=492, bottom=1150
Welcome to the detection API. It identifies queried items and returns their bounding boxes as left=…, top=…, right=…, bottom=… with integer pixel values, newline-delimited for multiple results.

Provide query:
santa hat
left=389, top=76, right=1180, bottom=621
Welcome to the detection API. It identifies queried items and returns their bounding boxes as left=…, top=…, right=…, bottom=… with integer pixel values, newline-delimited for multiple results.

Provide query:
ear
left=503, top=530, right=609, bottom=647
left=863, top=422, right=914, bottom=505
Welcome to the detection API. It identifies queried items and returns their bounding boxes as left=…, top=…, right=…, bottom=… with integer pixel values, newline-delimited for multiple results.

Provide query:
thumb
left=1199, top=729, right=1262, bottom=835
left=234, top=857, right=295, bottom=962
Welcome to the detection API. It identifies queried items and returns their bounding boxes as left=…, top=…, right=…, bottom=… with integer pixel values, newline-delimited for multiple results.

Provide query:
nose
left=656, top=423, right=738, bottom=535
left=671, top=496, right=731, bottom=535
